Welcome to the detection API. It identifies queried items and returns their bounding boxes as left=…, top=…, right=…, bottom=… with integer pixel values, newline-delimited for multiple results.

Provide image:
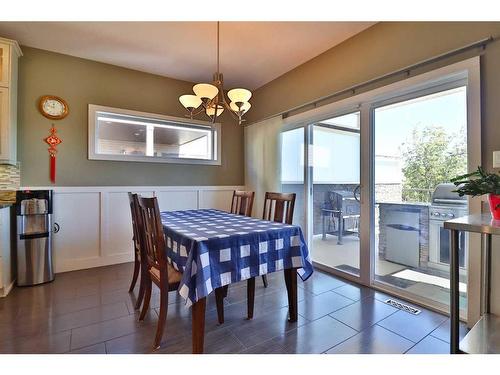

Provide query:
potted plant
left=451, top=166, right=500, bottom=220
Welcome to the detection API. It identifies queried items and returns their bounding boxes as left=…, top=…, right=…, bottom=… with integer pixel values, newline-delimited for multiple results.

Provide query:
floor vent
left=384, top=299, right=421, bottom=315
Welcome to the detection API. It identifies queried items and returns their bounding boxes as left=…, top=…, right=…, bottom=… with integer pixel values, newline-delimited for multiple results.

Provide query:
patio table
left=160, top=208, right=313, bottom=353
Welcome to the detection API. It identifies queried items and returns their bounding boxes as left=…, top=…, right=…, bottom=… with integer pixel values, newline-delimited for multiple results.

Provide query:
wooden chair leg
left=214, top=286, right=227, bottom=324
left=153, top=285, right=168, bottom=349
left=134, top=274, right=145, bottom=310
left=284, top=268, right=298, bottom=322
left=128, top=255, right=140, bottom=292
left=192, top=297, right=206, bottom=354
left=247, top=277, right=255, bottom=319
left=139, top=277, right=152, bottom=321
left=262, top=274, right=268, bottom=288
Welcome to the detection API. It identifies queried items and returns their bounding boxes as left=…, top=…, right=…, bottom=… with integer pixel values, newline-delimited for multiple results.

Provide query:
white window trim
left=88, top=104, right=222, bottom=166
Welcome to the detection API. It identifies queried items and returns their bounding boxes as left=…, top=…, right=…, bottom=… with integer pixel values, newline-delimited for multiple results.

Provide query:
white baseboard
left=56, top=253, right=134, bottom=273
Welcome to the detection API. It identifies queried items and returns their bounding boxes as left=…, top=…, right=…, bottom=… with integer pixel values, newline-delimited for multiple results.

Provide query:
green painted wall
left=247, top=22, right=500, bottom=172
left=17, top=47, right=244, bottom=186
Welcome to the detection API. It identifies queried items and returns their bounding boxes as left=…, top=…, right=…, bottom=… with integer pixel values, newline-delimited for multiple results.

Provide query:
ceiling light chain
left=179, top=21, right=252, bottom=125
left=216, top=21, right=219, bottom=75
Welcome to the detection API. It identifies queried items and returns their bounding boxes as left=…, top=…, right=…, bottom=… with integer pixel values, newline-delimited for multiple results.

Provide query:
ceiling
left=0, top=22, right=375, bottom=89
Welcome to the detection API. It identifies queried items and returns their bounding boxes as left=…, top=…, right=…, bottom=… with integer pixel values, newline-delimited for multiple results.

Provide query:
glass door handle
left=354, top=185, right=361, bottom=203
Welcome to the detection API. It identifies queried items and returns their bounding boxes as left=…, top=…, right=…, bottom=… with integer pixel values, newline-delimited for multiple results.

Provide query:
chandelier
left=179, top=22, right=252, bottom=125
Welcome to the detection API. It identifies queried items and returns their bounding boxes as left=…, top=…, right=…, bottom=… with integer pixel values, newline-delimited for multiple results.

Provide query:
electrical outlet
left=494, top=151, right=500, bottom=168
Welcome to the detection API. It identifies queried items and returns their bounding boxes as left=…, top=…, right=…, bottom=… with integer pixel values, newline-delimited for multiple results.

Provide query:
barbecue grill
left=429, top=183, right=468, bottom=270
left=321, top=189, right=360, bottom=245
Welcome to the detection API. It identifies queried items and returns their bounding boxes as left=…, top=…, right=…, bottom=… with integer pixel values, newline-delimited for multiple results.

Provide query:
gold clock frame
left=38, top=95, right=69, bottom=120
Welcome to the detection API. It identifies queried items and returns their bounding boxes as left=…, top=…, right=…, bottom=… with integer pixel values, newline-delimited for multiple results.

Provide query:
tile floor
left=312, top=234, right=468, bottom=310
left=0, top=262, right=468, bottom=354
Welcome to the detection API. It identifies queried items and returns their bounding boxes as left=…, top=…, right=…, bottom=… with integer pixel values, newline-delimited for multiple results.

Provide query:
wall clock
left=39, top=95, right=69, bottom=120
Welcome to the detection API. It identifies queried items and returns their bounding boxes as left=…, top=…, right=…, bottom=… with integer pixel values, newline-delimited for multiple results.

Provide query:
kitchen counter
left=377, top=201, right=430, bottom=207
left=0, top=190, right=16, bottom=207
left=0, top=204, right=14, bottom=297
left=444, top=213, right=500, bottom=235
left=445, top=214, right=500, bottom=354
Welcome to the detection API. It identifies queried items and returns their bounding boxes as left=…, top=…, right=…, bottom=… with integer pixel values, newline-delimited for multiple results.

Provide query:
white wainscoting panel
left=52, top=192, right=101, bottom=272
left=199, top=189, right=234, bottom=211
left=104, top=190, right=155, bottom=260
left=22, top=185, right=243, bottom=273
left=105, top=192, right=133, bottom=259
left=156, top=190, right=198, bottom=212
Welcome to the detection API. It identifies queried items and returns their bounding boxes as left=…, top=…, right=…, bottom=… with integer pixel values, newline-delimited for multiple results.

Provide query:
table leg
left=192, top=297, right=206, bottom=354
left=481, top=233, right=492, bottom=314
left=284, top=268, right=298, bottom=322
left=247, top=277, right=255, bottom=319
left=322, top=213, right=327, bottom=240
left=450, top=229, right=460, bottom=354
left=337, top=212, right=344, bottom=245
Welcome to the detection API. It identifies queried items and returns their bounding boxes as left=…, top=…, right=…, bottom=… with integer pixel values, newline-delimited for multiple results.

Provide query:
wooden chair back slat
left=128, top=193, right=142, bottom=256
left=230, top=190, right=255, bottom=217
left=262, top=192, right=296, bottom=224
left=136, top=196, right=167, bottom=273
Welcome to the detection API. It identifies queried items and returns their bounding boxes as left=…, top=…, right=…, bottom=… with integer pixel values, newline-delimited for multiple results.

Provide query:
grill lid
left=329, top=190, right=356, bottom=199
left=431, top=183, right=466, bottom=205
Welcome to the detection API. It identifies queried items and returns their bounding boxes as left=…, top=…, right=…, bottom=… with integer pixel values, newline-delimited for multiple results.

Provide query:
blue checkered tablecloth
left=160, top=209, right=313, bottom=307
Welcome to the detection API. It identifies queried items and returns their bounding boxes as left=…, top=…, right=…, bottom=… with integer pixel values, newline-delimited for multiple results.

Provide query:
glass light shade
left=179, top=94, right=202, bottom=109
left=227, top=88, right=252, bottom=103
left=206, top=105, right=224, bottom=117
left=230, top=101, right=251, bottom=114
left=193, top=83, right=219, bottom=100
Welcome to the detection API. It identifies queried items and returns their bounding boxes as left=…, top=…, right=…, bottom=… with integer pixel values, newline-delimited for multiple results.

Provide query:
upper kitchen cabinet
left=0, top=37, right=22, bottom=165
left=0, top=41, right=10, bottom=86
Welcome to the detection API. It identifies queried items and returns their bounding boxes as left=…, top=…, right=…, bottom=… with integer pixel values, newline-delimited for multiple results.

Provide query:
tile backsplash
left=0, top=164, right=20, bottom=190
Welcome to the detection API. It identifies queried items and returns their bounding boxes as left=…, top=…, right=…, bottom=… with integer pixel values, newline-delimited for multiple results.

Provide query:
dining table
left=160, top=208, right=314, bottom=353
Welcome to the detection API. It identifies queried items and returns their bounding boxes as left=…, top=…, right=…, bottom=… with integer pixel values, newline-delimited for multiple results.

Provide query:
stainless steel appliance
left=16, top=190, right=56, bottom=286
left=429, top=183, right=468, bottom=271
left=385, top=209, right=420, bottom=268
left=321, top=188, right=360, bottom=244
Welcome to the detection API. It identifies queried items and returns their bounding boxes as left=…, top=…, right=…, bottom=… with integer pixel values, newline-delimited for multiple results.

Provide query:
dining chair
left=127, top=192, right=144, bottom=310
left=247, top=191, right=296, bottom=319
left=230, top=190, right=255, bottom=216
left=229, top=190, right=269, bottom=287
left=136, top=196, right=183, bottom=349
left=216, top=191, right=297, bottom=322
left=214, top=190, right=258, bottom=324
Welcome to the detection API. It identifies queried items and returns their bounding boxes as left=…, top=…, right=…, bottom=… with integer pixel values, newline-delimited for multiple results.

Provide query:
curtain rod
left=247, top=35, right=494, bottom=125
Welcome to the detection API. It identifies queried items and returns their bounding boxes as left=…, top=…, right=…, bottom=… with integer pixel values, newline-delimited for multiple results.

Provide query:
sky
left=374, top=86, right=467, bottom=157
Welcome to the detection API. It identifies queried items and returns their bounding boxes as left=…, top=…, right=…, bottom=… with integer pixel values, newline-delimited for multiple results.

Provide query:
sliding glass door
left=310, top=112, right=361, bottom=277
left=279, top=58, right=479, bottom=316
left=280, top=112, right=363, bottom=281
left=371, top=85, right=469, bottom=312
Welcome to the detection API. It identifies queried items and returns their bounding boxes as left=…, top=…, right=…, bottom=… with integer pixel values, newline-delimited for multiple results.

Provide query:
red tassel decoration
left=44, top=124, right=62, bottom=184
left=50, top=155, right=56, bottom=183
